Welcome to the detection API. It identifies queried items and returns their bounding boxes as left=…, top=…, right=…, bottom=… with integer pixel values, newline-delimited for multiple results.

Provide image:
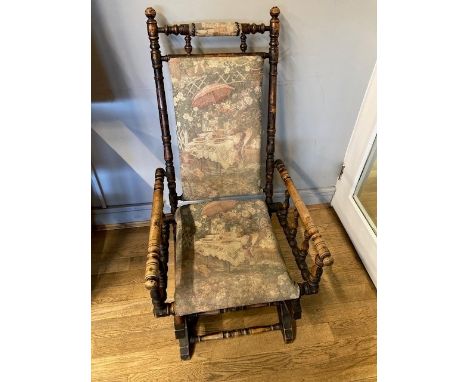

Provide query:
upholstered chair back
left=168, top=55, right=264, bottom=201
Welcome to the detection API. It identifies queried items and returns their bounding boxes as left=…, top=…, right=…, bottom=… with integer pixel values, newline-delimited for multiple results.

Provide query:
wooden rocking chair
left=143, top=6, right=334, bottom=360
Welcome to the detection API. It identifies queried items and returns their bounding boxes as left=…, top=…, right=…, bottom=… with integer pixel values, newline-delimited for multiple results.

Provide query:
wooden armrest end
left=145, top=168, right=166, bottom=290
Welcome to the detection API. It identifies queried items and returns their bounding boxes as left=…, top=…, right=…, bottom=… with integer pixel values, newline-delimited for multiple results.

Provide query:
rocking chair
left=143, top=6, right=334, bottom=360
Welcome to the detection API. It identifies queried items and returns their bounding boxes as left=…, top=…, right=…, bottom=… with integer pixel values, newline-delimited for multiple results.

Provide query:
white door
left=331, top=65, right=377, bottom=286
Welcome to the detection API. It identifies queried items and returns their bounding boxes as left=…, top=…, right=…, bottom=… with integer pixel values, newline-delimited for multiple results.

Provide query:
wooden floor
left=92, top=204, right=376, bottom=381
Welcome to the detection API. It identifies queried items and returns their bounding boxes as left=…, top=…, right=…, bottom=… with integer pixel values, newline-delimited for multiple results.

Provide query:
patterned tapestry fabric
left=168, top=56, right=264, bottom=201
left=192, top=22, right=239, bottom=37
left=174, top=199, right=300, bottom=316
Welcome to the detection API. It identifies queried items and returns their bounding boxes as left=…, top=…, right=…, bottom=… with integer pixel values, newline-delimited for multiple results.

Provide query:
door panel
left=331, top=65, right=377, bottom=285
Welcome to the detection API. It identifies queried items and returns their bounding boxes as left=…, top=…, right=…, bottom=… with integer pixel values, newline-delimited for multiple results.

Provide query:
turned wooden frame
left=143, top=6, right=333, bottom=360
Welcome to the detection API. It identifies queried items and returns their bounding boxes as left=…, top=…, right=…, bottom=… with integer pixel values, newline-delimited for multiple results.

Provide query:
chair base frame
left=173, top=300, right=300, bottom=360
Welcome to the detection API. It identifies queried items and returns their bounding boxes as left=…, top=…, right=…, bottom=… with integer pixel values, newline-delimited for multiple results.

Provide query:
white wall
left=91, top=0, right=376, bottom=222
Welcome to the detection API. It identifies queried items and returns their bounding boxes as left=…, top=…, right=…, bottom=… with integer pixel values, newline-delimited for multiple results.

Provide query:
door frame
left=331, top=64, right=377, bottom=286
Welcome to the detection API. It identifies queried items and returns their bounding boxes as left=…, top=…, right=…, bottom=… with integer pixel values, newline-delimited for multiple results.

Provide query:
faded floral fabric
left=169, top=56, right=264, bottom=200
left=174, top=199, right=300, bottom=316
left=192, top=22, right=239, bottom=37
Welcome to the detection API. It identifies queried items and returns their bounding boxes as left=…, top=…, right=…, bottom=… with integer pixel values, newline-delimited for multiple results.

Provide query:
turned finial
left=155, top=167, right=165, bottom=179
left=270, top=6, right=280, bottom=18
left=145, top=7, right=156, bottom=19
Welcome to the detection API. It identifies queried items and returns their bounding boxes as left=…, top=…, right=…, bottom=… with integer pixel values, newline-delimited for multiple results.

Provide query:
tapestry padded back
left=169, top=55, right=264, bottom=201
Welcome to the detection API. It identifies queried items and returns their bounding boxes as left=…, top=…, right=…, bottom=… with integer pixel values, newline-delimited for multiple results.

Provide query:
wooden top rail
left=158, top=22, right=270, bottom=37
left=145, top=7, right=277, bottom=37
left=145, top=168, right=166, bottom=289
left=275, top=159, right=334, bottom=267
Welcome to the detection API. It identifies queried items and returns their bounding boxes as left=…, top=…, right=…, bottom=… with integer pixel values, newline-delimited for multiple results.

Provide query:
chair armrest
left=145, top=168, right=165, bottom=290
left=274, top=159, right=334, bottom=267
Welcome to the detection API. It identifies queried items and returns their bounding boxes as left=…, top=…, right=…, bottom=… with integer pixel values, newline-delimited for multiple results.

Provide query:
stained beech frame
left=143, top=6, right=333, bottom=360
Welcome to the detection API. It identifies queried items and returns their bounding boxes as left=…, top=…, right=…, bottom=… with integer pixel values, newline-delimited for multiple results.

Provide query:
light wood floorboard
left=92, top=205, right=376, bottom=381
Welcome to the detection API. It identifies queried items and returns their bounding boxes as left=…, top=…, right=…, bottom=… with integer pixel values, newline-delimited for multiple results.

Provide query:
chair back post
left=265, top=6, right=280, bottom=207
left=145, top=7, right=179, bottom=214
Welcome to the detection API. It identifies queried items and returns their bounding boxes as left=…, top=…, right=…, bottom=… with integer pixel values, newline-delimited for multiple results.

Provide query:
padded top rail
left=144, top=7, right=279, bottom=37
left=161, top=21, right=270, bottom=37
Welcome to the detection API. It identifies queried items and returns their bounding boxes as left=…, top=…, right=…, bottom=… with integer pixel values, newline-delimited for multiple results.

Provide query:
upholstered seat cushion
left=174, top=199, right=300, bottom=316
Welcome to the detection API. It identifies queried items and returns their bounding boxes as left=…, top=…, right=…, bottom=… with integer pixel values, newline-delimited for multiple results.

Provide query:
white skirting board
left=92, top=187, right=335, bottom=227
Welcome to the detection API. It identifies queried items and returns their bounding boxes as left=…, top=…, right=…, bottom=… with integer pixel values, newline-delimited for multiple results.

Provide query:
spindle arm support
left=274, top=159, right=334, bottom=283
